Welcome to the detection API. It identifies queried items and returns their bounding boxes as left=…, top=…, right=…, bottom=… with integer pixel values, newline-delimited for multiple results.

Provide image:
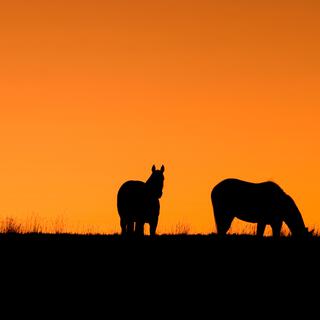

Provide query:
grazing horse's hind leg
left=257, top=223, right=266, bottom=237
left=214, top=209, right=233, bottom=235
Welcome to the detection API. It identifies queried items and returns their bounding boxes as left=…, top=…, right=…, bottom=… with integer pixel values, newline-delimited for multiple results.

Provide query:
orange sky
left=0, top=0, right=319, bottom=234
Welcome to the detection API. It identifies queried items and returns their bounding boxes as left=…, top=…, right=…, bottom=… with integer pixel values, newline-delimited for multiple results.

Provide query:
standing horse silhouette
left=117, top=165, right=165, bottom=236
left=211, top=178, right=310, bottom=237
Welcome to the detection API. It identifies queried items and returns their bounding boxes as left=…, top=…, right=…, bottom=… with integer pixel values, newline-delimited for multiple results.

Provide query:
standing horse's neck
left=145, top=174, right=163, bottom=199
left=145, top=175, right=154, bottom=187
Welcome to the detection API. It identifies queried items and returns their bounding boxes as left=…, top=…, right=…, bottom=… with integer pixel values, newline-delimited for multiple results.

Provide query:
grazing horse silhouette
left=211, top=178, right=310, bottom=237
left=117, top=165, right=165, bottom=236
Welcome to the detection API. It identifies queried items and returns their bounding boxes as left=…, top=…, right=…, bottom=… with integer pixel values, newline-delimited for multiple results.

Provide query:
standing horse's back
left=117, top=180, right=145, bottom=219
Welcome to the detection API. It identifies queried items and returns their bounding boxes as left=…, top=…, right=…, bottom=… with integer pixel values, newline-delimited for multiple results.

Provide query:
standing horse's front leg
left=149, top=217, right=159, bottom=237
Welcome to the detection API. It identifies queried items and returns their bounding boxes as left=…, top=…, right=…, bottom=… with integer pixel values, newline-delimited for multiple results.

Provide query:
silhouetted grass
left=0, top=231, right=318, bottom=241
left=0, top=216, right=318, bottom=241
left=168, top=221, right=192, bottom=235
left=0, top=216, right=105, bottom=235
left=0, top=217, right=23, bottom=234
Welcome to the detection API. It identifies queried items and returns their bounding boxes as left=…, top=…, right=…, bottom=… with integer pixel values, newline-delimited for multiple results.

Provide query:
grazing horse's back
left=211, top=178, right=308, bottom=237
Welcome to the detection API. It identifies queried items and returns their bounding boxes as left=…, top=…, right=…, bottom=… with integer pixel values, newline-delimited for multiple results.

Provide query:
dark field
left=1, top=233, right=318, bottom=313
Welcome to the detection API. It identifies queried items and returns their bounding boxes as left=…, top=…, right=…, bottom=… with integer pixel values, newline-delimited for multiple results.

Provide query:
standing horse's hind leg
left=120, top=218, right=127, bottom=236
left=127, top=220, right=135, bottom=236
left=135, top=220, right=145, bottom=236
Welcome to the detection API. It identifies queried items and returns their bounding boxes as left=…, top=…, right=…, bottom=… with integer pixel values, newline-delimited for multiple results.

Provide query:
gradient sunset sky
left=0, top=0, right=319, bottom=233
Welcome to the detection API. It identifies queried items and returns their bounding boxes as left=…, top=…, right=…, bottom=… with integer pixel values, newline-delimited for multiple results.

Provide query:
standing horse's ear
left=152, top=165, right=156, bottom=172
left=161, top=165, right=165, bottom=173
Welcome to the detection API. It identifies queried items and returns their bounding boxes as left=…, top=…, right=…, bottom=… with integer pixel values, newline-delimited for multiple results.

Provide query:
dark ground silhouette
left=2, top=231, right=318, bottom=314
left=1, top=232, right=318, bottom=263
left=2, top=232, right=317, bottom=317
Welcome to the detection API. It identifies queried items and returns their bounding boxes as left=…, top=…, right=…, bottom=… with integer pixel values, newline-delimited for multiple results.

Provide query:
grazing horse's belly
left=232, top=207, right=268, bottom=223
left=228, top=195, right=273, bottom=223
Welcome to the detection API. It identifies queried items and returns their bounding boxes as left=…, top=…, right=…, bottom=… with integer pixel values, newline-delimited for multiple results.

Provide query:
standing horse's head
left=146, top=165, right=165, bottom=199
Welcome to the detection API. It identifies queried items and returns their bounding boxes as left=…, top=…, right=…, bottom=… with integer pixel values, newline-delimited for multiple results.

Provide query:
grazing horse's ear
left=161, top=165, right=165, bottom=173
left=152, top=165, right=156, bottom=172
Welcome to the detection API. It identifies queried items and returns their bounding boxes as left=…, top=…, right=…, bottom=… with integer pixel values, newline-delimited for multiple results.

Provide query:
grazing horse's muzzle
left=305, top=228, right=314, bottom=237
left=294, top=227, right=313, bottom=238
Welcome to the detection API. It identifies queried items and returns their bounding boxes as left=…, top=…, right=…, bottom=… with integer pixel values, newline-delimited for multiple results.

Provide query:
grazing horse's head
left=284, top=194, right=312, bottom=238
left=146, top=165, right=165, bottom=199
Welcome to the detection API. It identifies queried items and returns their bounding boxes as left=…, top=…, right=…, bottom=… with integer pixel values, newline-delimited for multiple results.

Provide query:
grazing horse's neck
left=284, top=196, right=306, bottom=236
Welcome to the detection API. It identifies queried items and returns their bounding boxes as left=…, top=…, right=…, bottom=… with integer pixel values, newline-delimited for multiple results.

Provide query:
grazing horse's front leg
left=271, top=221, right=283, bottom=238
